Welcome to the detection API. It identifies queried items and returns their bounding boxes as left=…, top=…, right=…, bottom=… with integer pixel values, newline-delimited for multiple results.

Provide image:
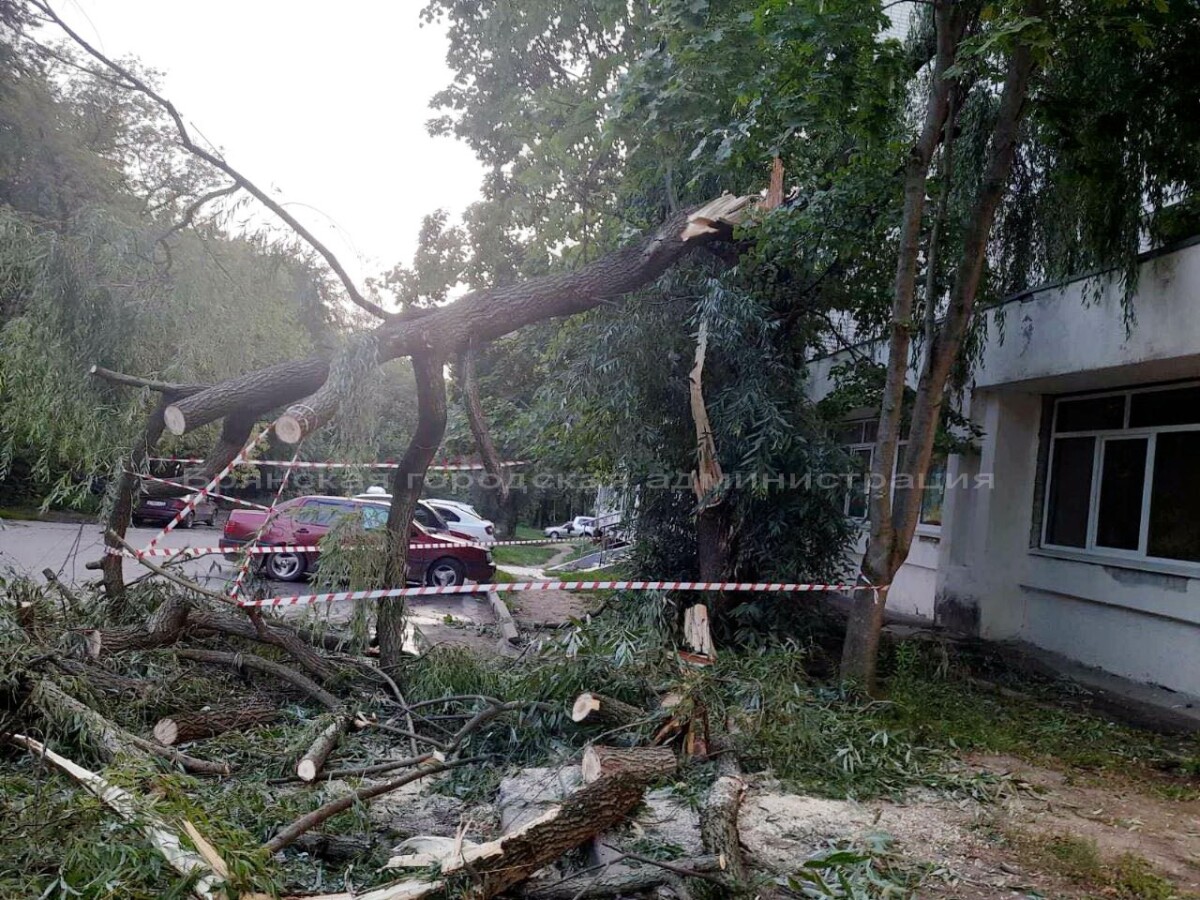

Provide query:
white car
left=544, top=516, right=596, bottom=539
left=425, top=499, right=496, bottom=543
left=352, top=488, right=458, bottom=537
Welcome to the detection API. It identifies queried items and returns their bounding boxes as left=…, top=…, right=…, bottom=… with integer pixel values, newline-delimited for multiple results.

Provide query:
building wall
left=808, top=239, right=1200, bottom=695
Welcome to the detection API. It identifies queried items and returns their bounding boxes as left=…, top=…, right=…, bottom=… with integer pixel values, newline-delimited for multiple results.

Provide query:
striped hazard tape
left=138, top=423, right=274, bottom=558
left=110, top=536, right=591, bottom=558
left=238, top=580, right=877, bottom=608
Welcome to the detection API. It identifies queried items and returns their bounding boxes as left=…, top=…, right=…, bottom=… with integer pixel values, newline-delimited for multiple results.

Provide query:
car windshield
left=360, top=504, right=388, bottom=530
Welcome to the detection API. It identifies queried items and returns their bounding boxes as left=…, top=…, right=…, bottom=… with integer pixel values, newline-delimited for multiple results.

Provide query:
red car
left=220, top=496, right=495, bottom=585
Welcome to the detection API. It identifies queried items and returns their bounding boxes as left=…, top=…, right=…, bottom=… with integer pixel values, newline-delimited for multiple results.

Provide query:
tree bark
left=378, top=352, right=448, bottom=672
left=844, top=0, right=969, bottom=690
left=153, top=697, right=280, bottom=745
left=461, top=343, right=510, bottom=501
left=699, top=774, right=748, bottom=883
left=143, top=410, right=258, bottom=498
left=520, top=857, right=721, bottom=899
left=581, top=745, right=676, bottom=783
left=84, top=593, right=192, bottom=658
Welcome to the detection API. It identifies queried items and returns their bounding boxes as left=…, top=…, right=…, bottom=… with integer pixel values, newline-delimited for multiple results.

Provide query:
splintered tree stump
left=296, top=712, right=352, bottom=782
left=154, top=697, right=279, bottom=745
left=85, top=594, right=192, bottom=658
left=581, top=745, right=676, bottom=784
left=571, top=692, right=645, bottom=729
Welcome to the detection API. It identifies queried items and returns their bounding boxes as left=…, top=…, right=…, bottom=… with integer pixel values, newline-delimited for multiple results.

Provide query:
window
left=1042, top=383, right=1200, bottom=565
left=839, top=419, right=946, bottom=528
left=360, top=504, right=388, bottom=530
left=293, top=500, right=347, bottom=526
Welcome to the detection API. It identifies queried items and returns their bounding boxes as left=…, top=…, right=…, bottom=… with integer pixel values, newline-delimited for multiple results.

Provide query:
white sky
left=53, top=0, right=485, bottom=286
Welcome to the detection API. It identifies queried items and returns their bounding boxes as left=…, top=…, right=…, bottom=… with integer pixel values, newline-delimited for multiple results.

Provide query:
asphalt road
left=0, top=517, right=237, bottom=588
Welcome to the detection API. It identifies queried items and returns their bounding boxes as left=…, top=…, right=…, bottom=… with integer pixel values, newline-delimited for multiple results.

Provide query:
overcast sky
left=54, top=0, right=485, bottom=285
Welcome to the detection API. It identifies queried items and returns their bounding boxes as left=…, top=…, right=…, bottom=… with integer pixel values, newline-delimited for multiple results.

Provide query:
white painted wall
left=807, top=239, right=1200, bottom=695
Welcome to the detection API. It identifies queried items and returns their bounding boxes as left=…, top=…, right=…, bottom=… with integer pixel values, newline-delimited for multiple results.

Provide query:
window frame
left=1040, top=382, right=1200, bottom=569
left=839, top=419, right=945, bottom=532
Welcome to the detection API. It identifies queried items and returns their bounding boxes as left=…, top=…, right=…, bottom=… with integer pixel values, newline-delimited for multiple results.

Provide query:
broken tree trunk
left=488, top=591, right=519, bottom=644
left=570, top=693, right=645, bottom=729
left=581, top=745, right=676, bottom=784
left=295, top=711, right=352, bottom=782
left=153, top=697, right=280, bottom=745
left=376, top=751, right=679, bottom=900
left=9, top=735, right=225, bottom=900
left=461, top=343, right=510, bottom=501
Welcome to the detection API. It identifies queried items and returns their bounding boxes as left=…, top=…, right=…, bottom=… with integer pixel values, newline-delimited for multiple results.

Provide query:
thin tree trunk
left=846, top=2, right=1041, bottom=689
left=461, top=343, right=510, bottom=501
left=844, top=0, right=968, bottom=688
left=379, top=352, right=448, bottom=671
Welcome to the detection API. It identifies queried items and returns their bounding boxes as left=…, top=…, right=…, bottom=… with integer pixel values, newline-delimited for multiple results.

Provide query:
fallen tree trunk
left=488, top=591, right=519, bottom=644
left=375, top=749, right=679, bottom=899
left=581, top=745, right=676, bottom=783
left=9, top=735, right=225, bottom=900
left=295, top=711, right=352, bottom=782
left=699, top=773, right=747, bottom=883
left=153, top=697, right=280, bottom=745
left=84, top=594, right=192, bottom=658
left=571, top=692, right=645, bottom=729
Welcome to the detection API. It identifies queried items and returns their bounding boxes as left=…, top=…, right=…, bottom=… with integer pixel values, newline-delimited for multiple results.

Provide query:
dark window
left=919, top=456, right=946, bottom=527
left=438, top=507, right=460, bottom=522
left=1055, top=395, right=1125, bottom=432
left=1045, top=436, right=1095, bottom=547
left=1147, top=432, right=1200, bottom=562
left=360, top=505, right=388, bottom=530
left=846, top=447, right=872, bottom=519
left=1094, top=438, right=1147, bottom=550
left=1129, top=386, right=1200, bottom=428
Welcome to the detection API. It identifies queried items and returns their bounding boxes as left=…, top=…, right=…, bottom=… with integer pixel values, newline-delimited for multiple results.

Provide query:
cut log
left=296, top=712, right=351, bottom=782
left=84, top=594, right=192, bottom=658
left=154, top=697, right=280, bottom=745
left=681, top=604, right=714, bottom=660
left=488, top=591, right=519, bottom=644
left=570, top=692, right=645, bottom=729
left=520, top=856, right=721, bottom=899
left=581, top=745, right=676, bottom=784
left=9, top=735, right=225, bottom=899
left=699, top=774, right=747, bottom=883
left=292, top=831, right=377, bottom=863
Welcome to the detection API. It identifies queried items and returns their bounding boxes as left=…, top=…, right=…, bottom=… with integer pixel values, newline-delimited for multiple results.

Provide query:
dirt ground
left=738, top=753, right=1200, bottom=898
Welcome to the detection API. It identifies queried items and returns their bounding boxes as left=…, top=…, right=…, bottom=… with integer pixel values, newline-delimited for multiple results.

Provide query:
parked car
left=543, top=516, right=596, bottom=539
left=352, top=488, right=473, bottom=540
left=220, top=495, right=494, bottom=585
left=133, top=494, right=216, bottom=528
left=425, top=499, right=495, bottom=543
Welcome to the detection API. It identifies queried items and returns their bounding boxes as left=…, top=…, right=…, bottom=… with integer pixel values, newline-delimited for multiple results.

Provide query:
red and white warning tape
left=129, top=472, right=270, bottom=511
left=111, top=536, right=586, bottom=558
left=238, top=580, right=875, bottom=608
left=228, top=448, right=302, bottom=601
left=146, top=457, right=527, bottom=471
left=138, top=423, right=274, bottom=558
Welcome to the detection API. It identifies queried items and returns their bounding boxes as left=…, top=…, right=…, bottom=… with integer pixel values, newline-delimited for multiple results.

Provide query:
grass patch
left=1011, top=831, right=1183, bottom=899
left=492, top=543, right=567, bottom=567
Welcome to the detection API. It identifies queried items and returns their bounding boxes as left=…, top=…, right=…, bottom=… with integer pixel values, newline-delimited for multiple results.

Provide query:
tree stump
left=296, top=712, right=352, bottom=782
left=581, top=745, right=676, bottom=784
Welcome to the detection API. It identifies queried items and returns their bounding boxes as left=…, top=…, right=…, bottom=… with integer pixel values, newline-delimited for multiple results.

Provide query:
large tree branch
left=460, top=343, right=509, bottom=500
left=29, top=0, right=389, bottom=321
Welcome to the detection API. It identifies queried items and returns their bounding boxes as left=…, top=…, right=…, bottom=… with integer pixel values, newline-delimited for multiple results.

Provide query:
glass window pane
left=1055, top=395, right=1125, bottom=432
left=846, top=448, right=872, bottom=519
left=837, top=422, right=864, bottom=444
left=1129, top=386, right=1200, bottom=428
left=1095, top=438, right=1147, bottom=551
left=1045, top=437, right=1095, bottom=547
left=1147, top=431, right=1200, bottom=562
left=861, top=419, right=878, bottom=443
left=920, top=456, right=946, bottom=527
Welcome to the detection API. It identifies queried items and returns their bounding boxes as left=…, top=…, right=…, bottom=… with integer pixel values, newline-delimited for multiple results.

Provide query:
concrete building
left=807, top=237, right=1200, bottom=696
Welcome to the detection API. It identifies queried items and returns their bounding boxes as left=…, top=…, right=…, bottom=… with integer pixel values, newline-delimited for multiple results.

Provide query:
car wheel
left=179, top=511, right=194, bottom=529
left=205, top=513, right=217, bottom=527
left=425, top=557, right=466, bottom=587
left=265, top=552, right=306, bottom=582
left=548, top=529, right=563, bottom=539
